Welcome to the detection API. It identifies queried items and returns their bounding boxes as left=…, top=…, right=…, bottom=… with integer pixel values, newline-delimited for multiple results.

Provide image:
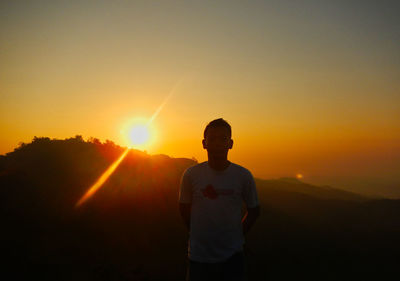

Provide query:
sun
left=121, top=117, right=157, bottom=150
left=129, top=124, right=150, bottom=145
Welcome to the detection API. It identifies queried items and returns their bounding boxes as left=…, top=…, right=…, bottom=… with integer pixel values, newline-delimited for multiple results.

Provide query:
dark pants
left=187, top=251, right=246, bottom=281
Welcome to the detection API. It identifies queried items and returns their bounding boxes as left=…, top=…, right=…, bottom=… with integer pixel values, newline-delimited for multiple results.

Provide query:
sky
left=1, top=0, right=399, bottom=197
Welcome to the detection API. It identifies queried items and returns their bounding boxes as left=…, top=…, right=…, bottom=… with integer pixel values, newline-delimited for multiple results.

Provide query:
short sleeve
left=179, top=168, right=193, bottom=204
left=242, top=170, right=259, bottom=208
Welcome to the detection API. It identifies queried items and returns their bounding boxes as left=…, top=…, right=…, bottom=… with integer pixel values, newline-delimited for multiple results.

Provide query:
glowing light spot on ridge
left=296, top=173, right=303, bottom=179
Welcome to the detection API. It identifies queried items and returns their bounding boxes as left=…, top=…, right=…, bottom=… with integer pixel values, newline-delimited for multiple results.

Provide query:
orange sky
left=1, top=1, right=399, bottom=197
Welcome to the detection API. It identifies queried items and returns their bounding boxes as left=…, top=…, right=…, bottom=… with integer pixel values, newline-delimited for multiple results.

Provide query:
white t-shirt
left=179, top=161, right=259, bottom=263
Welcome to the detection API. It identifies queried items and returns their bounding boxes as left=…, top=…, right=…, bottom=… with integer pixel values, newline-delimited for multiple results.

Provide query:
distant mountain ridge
left=0, top=135, right=368, bottom=203
left=257, top=177, right=366, bottom=201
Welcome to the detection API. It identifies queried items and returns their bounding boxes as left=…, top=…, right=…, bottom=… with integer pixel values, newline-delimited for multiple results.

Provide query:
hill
left=1, top=136, right=399, bottom=280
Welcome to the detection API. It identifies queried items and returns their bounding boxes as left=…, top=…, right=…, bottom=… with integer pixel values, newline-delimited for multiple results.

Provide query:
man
left=179, top=118, right=260, bottom=281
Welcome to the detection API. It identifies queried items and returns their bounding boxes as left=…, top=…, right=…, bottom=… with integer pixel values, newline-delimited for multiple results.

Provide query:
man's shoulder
left=183, top=161, right=207, bottom=175
left=229, top=162, right=253, bottom=177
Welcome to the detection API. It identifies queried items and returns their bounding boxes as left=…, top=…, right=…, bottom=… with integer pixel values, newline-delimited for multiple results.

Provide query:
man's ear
left=202, top=139, right=207, bottom=149
left=229, top=139, right=233, bottom=149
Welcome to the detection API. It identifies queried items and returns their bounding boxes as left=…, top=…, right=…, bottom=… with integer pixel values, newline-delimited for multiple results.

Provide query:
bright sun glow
left=121, top=117, right=157, bottom=150
left=129, top=125, right=150, bottom=145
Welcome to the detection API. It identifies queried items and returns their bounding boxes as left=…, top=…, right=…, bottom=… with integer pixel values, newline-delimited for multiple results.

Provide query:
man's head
left=202, top=118, right=233, bottom=157
left=203, top=118, right=231, bottom=139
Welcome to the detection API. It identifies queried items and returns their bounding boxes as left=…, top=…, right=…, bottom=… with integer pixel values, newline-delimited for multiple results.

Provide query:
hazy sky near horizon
left=1, top=1, right=399, bottom=196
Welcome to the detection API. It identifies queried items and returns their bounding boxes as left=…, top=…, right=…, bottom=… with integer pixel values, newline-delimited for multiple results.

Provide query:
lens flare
left=75, top=148, right=130, bottom=208
left=75, top=78, right=184, bottom=208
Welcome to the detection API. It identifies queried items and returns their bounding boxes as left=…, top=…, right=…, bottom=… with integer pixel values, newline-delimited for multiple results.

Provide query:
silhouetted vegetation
left=1, top=137, right=399, bottom=280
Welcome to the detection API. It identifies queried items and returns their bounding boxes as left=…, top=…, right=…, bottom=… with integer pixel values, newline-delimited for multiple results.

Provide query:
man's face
left=202, top=126, right=233, bottom=156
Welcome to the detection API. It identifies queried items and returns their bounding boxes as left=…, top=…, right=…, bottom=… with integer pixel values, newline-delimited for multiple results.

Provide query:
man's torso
left=181, top=162, right=253, bottom=263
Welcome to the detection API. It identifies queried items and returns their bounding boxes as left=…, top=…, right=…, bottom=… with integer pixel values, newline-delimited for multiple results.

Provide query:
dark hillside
left=1, top=137, right=399, bottom=280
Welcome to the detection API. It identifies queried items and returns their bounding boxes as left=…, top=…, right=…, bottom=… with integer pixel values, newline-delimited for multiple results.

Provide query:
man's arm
left=242, top=205, right=260, bottom=235
left=179, top=203, right=192, bottom=232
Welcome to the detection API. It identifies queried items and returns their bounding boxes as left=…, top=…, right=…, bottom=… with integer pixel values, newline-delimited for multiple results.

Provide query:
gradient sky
left=1, top=0, right=399, bottom=197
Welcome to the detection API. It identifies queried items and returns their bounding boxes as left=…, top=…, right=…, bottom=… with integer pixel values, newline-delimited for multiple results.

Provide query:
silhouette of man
left=179, top=118, right=260, bottom=281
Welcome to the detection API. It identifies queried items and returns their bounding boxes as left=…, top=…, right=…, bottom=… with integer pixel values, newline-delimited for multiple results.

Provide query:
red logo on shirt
left=202, top=184, right=218, bottom=199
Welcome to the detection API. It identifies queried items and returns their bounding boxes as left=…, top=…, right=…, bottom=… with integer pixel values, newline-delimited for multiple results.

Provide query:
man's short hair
left=203, top=118, right=232, bottom=139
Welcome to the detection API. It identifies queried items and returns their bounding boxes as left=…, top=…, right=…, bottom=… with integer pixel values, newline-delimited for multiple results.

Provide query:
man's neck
left=207, top=156, right=230, bottom=171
